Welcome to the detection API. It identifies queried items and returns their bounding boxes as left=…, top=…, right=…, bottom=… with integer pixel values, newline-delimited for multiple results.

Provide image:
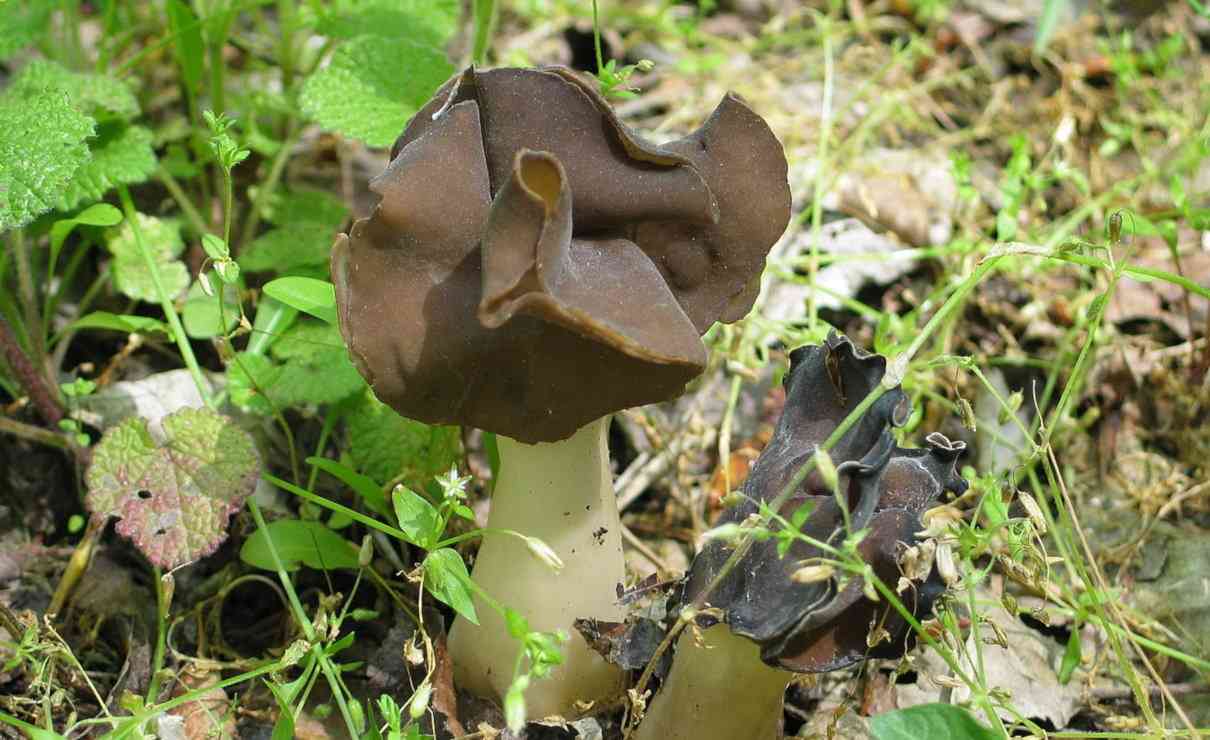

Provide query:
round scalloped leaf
left=86, top=407, right=260, bottom=569
left=299, top=36, right=453, bottom=148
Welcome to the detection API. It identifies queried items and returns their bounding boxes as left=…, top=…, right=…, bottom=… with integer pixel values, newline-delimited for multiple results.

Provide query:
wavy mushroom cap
left=333, top=66, right=791, bottom=443
left=681, top=334, right=967, bottom=672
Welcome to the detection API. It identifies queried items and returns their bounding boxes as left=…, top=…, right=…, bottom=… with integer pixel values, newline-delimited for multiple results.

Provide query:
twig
left=621, top=525, right=677, bottom=577
left=0, top=414, right=71, bottom=451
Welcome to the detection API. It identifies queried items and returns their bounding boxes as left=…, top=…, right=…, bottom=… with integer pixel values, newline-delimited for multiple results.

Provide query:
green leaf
left=0, top=0, right=53, bottom=60
left=51, top=203, right=124, bottom=253
left=70, top=311, right=169, bottom=336
left=299, top=35, right=454, bottom=147
left=241, top=519, right=360, bottom=572
left=472, top=0, right=497, bottom=65
left=246, top=296, right=297, bottom=356
left=240, top=223, right=337, bottom=273
left=0, top=89, right=93, bottom=230
left=263, top=277, right=338, bottom=324
left=182, top=278, right=240, bottom=339
left=306, top=456, right=389, bottom=517
left=317, top=0, right=459, bottom=46
left=9, top=59, right=139, bottom=119
left=392, top=485, right=440, bottom=548
left=869, top=704, right=1000, bottom=740
left=422, top=548, right=477, bottom=624
left=85, top=407, right=260, bottom=569
left=269, top=321, right=365, bottom=406
left=201, top=234, right=230, bottom=261
left=263, top=188, right=349, bottom=230
left=106, top=214, right=189, bottom=302
left=166, top=0, right=205, bottom=93
left=1059, top=627, right=1082, bottom=684
left=345, top=389, right=461, bottom=488
left=58, top=124, right=158, bottom=211
left=226, top=352, right=283, bottom=416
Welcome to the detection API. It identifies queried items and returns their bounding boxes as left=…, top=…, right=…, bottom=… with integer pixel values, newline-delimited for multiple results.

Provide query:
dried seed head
left=1018, top=492, right=1048, bottom=534
left=936, top=542, right=959, bottom=586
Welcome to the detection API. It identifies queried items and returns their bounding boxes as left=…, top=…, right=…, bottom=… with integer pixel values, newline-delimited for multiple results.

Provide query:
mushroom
left=331, top=66, right=790, bottom=716
left=634, top=334, right=967, bottom=740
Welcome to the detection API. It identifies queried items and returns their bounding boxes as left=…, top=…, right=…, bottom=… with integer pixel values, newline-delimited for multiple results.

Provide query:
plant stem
left=247, top=498, right=361, bottom=738
left=116, top=186, right=213, bottom=409
left=0, top=415, right=71, bottom=451
left=145, top=568, right=171, bottom=704
left=0, top=313, right=62, bottom=426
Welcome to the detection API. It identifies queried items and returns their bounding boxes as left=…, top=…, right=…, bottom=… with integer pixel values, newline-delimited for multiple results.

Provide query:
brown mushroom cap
left=680, top=334, right=967, bottom=672
left=333, top=66, right=790, bottom=443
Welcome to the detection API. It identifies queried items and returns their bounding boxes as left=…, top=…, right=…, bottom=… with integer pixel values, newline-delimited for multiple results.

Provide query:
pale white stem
left=448, top=415, right=625, bottom=718
left=634, top=625, right=792, bottom=740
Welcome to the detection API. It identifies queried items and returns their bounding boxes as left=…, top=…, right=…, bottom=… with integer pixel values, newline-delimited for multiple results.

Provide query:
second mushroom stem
left=447, top=415, right=626, bottom=718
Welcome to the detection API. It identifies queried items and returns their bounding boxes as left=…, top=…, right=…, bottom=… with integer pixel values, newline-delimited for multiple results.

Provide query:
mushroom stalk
left=634, top=625, right=791, bottom=740
left=448, top=415, right=625, bottom=717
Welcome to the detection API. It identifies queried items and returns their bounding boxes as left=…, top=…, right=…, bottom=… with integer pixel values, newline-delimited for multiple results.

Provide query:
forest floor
left=2, top=0, right=1210, bottom=738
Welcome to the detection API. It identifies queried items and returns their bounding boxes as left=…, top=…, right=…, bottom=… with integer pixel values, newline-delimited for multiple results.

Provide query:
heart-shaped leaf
left=86, top=407, right=259, bottom=569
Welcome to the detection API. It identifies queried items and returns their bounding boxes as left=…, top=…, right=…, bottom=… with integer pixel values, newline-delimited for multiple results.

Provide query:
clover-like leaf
left=106, top=213, right=189, bottom=302
left=299, top=35, right=453, bottom=147
left=86, top=407, right=260, bottom=569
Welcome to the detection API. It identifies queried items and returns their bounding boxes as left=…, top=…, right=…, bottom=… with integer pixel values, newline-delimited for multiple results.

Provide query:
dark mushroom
left=331, top=65, right=790, bottom=716
left=635, top=335, right=967, bottom=740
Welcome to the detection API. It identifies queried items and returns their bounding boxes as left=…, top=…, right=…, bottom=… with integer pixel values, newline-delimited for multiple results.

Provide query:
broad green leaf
left=9, top=59, right=139, bottom=119
left=70, top=311, right=169, bottom=336
left=57, top=124, right=158, bottom=211
left=182, top=278, right=240, bottom=339
left=0, top=89, right=93, bottom=230
left=422, top=548, right=477, bottom=624
left=299, top=35, right=454, bottom=148
left=240, top=223, right=338, bottom=273
left=226, top=352, right=283, bottom=416
left=345, top=389, right=461, bottom=488
left=0, top=0, right=53, bottom=60
left=263, top=277, right=337, bottom=324
left=306, top=456, right=389, bottom=517
left=869, top=704, right=999, bottom=740
left=241, top=518, right=360, bottom=572
left=263, top=188, right=349, bottom=229
left=317, top=0, right=458, bottom=46
left=269, top=321, right=365, bottom=406
left=85, top=407, right=260, bottom=569
left=392, top=485, right=440, bottom=548
left=165, top=0, right=205, bottom=94
left=106, top=214, right=189, bottom=302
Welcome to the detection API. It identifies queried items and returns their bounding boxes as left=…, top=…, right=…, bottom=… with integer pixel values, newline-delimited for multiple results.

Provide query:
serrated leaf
left=264, top=188, right=349, bottom=229
left=317, top=0, right=458, bottom=47
left=422, top=548, right=477, bottom=624
left=0, top=0, right=53, bottom=60
left=299, top=35, right=453, bottom=147
left=262, top=277, right=337, bottom=324
left=240, top=223, right=336, bottom=273
left=10, top=59, right=139, bottom=119
left=0, top=89, right=93, bottom=230
left=346, top=389, right=461, bottom=488
left=182, top=278, right=240, bottom=339
left=85, top=407, right=260, bottom=569
left=241, top=519, right=360, bottom=572
left=271, top=334, right=364, bottom=407
left=869, top=704, right=999, bottom=740
left=58, top=124, right=157, bottom=211
left=70, top=311, right=169, bottom=336
left=226, top=352, right=282, bottom=416
left=392, top=485, right=440, bottom=548
left=106, top=214, right=189, bottom=302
